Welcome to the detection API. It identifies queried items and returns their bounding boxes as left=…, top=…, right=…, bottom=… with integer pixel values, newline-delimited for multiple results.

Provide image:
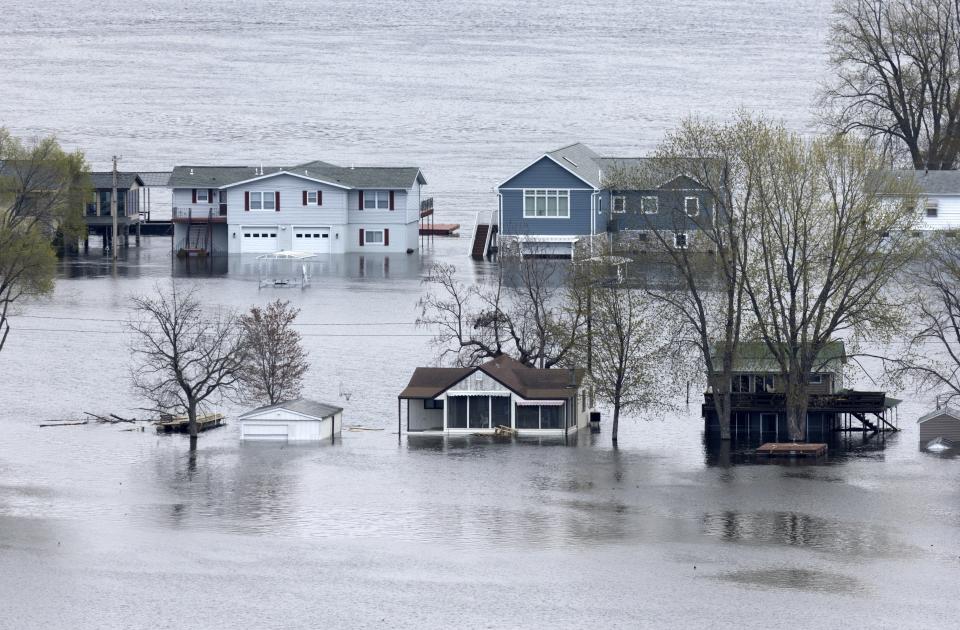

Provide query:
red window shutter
left=389, top=191, right=395, bottom=210
left=384, top=228, right=390, bottom=246
left=359, top=229, right=365, bottom=246
left=275, top=191, right=280, bottom=212
left=192, top=189, right=197, bottom=203
left=358, top=191, right=364, bottom=210
left=317, top=190, right=322, bottom=206
left=302, top=190, right=307, bottom=205
left=208, top=189, right=214, bottom=203
left=244, top=191, right=250, bottom=211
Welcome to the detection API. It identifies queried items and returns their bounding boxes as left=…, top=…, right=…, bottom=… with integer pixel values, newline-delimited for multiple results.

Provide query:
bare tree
left=575, top=263, right=682, bottom=443
left=0, top=129, right=89, bottom=353
left=238, top=299, right=309, bottom=405
left=822, top=0, right=960, bottom=169
left=128, top=282, right=245, bottom=449
left=876, top=235, right=960, bottom=401
left=417, top=250, right=588, bottom=368
left=740, top=128, right=921, bottom=440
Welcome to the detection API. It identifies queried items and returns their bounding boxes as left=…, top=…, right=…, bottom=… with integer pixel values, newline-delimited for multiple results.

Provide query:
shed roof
left=240, top=398, right=343, bottom=420
left=917, top=406, right=960, bottom=424
left=887, top=170, right=960, bottom=196
left=89, top=172, right=143, bottom=189
left=399, top=354, right=584, bottom=400
left=711, top=340, right=847, bottom=373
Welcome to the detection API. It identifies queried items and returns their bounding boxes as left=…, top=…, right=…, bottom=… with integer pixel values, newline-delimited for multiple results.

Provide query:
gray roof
left=546, top=142, right=603, bottom=188
left=89, top=172, right=143, bottom=189
left=888, top=170, right=960, bottom=196
left=240, top=398, right=343, bottom=420
left=137, top=171, right=172, bottom=187
left=917, top=406, right=960, bottom=424
left=168, top=161, right=425, bottom=190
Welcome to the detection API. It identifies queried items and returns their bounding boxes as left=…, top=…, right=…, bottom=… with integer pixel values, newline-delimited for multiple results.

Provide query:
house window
left=636, top=230, right=650, bottom=242
left=491, top=396, right=510, bottom=426
left=754, top=375, right=775, bottom=393
left=448, top=397, right=468, bottom=428
left=613, top=195, right=626, bottom=213
left=249, top=191, right=276, bottom=211
left=514, top=403, right=564, bottom=429
left=926, top=201, right=938, bottom=217
left=684, top=196, right=699, bottom=216
left=642, top=196, right=659, bottom=214
left=674, top=232, right=688, bottom=249
left=365, top=230, right=384, bottom=244
left=424, top=399, right=444, bottom=410
left=732, top=374, right=752, bottom=393
left=809, top=373, right=823, bottom=384
left=515, top=405, right=540, bottom=429
left=196, top=189, right=209, bottom=203
left=307, top=191, right=318, bottom=205
left=523, top=189, right=570, bottom=218
left=364, top=191, right=390, bottom=209
left=219, top=190, right=228, bottom=203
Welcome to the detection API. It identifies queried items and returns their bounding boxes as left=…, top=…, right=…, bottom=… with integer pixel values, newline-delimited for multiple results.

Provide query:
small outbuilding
left=917, top=407, right=960, bottom=449
left=239, top=398, right=343, bottom=442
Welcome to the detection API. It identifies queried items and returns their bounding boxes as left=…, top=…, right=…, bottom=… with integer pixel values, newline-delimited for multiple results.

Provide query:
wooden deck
left=155, top=413, right=225, bottom=434
left=420, top=223, right=459, bottom=236
left=756, top=442, right=828, bottom=457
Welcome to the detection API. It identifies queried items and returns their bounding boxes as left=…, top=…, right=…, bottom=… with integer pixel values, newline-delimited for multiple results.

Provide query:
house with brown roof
left=398, top=355, right=592, bottom=436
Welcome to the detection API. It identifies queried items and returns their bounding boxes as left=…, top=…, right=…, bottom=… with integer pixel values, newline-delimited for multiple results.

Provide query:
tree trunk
left=708, top=373, right=733, bottom=440
left=611, top=391, right=621, bottom=443
left=188, top=401, right=198, bottom=451
left=784, top=376, right=809, bottom=442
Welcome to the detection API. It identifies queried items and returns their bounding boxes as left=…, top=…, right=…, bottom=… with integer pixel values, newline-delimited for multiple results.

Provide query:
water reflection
left=715, top=568, right=863, bottom=594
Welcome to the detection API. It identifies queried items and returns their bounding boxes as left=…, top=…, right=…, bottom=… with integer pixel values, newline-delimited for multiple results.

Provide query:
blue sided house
left=488, top=142, right=718, bottom=258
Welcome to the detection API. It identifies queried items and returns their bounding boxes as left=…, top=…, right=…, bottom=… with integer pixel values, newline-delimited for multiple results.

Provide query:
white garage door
left=293, top=228, right=331, bottom=253
left=241, top=228, right=278, bottom=253
left=242, top=422, right=289, bottom=440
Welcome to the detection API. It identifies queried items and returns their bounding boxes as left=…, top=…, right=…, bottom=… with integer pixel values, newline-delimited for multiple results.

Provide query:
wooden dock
left=155, top=413, right=225, bottom=434
left=756, top=442, right=828, bottom=457
left=420, top=223, right=459, bottom=236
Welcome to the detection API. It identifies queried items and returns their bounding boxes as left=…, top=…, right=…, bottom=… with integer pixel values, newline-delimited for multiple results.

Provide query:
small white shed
left=239, top=398, right=343, bottom=442
left=917, top=406, right=960, bottom=449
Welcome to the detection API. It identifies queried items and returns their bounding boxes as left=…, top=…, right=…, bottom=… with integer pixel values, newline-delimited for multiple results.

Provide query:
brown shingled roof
left=398, top=355, right=584, bottom=400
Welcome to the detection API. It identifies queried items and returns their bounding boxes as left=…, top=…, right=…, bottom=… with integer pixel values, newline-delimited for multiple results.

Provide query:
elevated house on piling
left=398, top=355, right=592, bottom=436
left=84, top=172, right=144, bottom=249
left=702, top=341, right=900, bottom=441
left=167, top=161, right=426, bottom=256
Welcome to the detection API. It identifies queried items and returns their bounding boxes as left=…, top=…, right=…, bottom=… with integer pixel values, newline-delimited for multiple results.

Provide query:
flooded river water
left=2, top=0, right=960, bottom=627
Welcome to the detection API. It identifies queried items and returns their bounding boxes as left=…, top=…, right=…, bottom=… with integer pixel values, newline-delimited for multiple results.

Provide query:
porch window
left=514, top=402, right=565, bottom=429
left=491, top=396, right=510, bottom=426
left=468, top=396, right=491, bottom=429
left=523, top=189, right=570, bottom=218
left=754, top=374, right=775, bottom=393
left=809, top=373, right=823, bottom=384
left=249, top=191, right=276, bottom=211
left=448, top=397, right=468, bottom=428
left=642, top=196, right=658, bottom=214
left=364, top=190, right=390, bottom=209
left=684, top=196, right=699, bottom=216
left=540, top=405, right=562, bottom=429
left=516, top=405, right=540, bottom=429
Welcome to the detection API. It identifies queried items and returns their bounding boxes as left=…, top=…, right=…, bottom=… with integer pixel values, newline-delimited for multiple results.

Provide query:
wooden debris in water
left=494, top=425, right=517, bottom=437
left=756, top=442, right=828, bottom=457
left=155, top=413, right=225, bottom=434
left=39, top=420, right=89, bottom=428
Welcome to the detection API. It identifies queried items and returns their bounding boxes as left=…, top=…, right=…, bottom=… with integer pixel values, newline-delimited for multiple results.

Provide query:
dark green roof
left=712, top=340, right=847, bottom=373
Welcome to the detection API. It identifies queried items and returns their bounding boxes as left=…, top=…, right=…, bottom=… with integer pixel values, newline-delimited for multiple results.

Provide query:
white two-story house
left=888, top=170, right=960, bottom=233
left=168, top=160, right=426, bottom=255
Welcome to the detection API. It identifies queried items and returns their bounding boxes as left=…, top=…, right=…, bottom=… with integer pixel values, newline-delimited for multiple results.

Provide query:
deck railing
left=703, top=391, right=889, bottom=413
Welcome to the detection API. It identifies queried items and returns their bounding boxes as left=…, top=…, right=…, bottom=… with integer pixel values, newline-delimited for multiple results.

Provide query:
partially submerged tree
left=740, top=129, right=921, bottom=440
left=0, top=129, right=89, bottom=353
left=417, top=251, right=588, bottom=368
left=822, top=0, right=960, bottom=169
left=876, top=235, right=960, bottom=402
left=238, top=299, right=309, bottom=405
left=575, top=262, right=681, bottom=443
left=128, top=282, right=245, bottom=449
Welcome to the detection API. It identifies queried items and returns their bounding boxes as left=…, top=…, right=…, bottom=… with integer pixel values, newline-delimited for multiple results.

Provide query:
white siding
left=448, top=371, right=509, bottom=393
left=408, top=400, right=444, bottom=431
left=239, top=408, right=342, bottom=442
left=919, top=194, right=960, bottom=230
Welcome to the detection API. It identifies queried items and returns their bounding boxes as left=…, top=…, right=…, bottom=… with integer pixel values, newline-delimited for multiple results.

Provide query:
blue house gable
left=500, top=155, right=596, bottom=190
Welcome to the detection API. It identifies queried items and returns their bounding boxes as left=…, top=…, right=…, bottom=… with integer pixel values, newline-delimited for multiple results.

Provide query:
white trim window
left=523, top=189, right=570, bottom=218
left=250, top=191, right=276, bottom=211
left=642, top=196, right=659, bottom=214
left=684, top=196, right=699, bottom=216
left=364, top=191, right=390, bottom=209
left=674, top=232, right=688, bottom=249
left=196, top=189, right=209, bottom=203
left=307, top=191, right=319, bottom=206
left=926, top=200, right=938, bottom=218
left=365, top=229, right=385, bottom=244
left=612, top=195, right=626, bottom=214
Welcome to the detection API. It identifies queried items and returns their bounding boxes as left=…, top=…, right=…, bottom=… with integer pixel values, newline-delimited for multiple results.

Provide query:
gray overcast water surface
left=1, top=1, right=959, bottom=629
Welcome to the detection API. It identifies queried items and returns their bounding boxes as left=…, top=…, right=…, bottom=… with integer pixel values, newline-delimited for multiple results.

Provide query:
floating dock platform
left=756, top=442, right=828, bottom=457
left=420, top=223, right=459, bottom=236
left=155, top=413, right=225, bottom=434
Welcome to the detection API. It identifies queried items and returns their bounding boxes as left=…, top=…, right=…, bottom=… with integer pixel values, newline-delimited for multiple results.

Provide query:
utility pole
left=111, top=156, right=119, bottom=261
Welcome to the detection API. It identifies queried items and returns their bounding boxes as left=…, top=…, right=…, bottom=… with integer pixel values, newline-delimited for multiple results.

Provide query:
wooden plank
left=756, top=442, right=828, bottom=457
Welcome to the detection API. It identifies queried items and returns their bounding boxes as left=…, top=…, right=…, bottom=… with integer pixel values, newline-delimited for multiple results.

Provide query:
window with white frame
left=249, top=191, right=276, bottom=211
left=196, top=189, right=209, bottom=203
left=926, top=200, right=939, bottom=217
left=523, top=189, right=570, bottom=218
left=307, top=191, right=318, bottom=205
left=364, top=191, right=390, bottom=209
left=365, top=229, right=384, bottom=244
left=612, top=195, right=626, bottom=213
left=642, top=196, right=659, bottom=214
left=674, top=232, right=688, bottom=249
left=684, top=196, right=699, bottom=216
